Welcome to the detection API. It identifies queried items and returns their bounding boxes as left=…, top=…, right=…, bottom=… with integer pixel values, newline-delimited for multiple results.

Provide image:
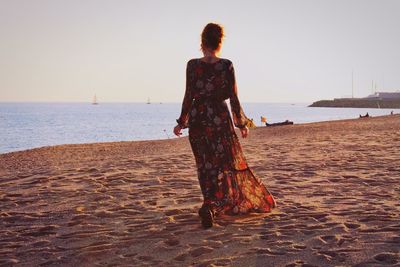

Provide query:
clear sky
left=0, top=0, right=399, bottom=103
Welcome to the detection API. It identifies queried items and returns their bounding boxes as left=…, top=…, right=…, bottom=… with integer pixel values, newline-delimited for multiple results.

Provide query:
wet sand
left=1, top=115, right=399, bottom=266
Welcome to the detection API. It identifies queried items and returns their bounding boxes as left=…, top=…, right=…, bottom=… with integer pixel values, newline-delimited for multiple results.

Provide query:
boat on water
left=92, top=94, right=99, bottom=105
left=265, top=120, right=294, bottom=127
left=147, top=97, right=151, bottom=104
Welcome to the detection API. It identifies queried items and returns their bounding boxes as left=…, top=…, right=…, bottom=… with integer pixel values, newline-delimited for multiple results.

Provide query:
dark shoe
left=198, top=205, right=214, bottom=229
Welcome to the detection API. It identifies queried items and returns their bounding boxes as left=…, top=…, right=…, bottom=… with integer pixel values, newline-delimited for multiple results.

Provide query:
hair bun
left=201, top=23, right=224, bottom=51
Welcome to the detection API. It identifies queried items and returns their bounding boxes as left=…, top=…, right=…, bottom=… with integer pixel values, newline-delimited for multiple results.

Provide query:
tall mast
left=352, top=70, right=354, bottom=98
left=371, top=80, right=374, bottom=94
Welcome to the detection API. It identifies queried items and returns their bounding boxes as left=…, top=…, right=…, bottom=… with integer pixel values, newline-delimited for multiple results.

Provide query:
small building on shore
left=364, top=91, right=400, bottom=100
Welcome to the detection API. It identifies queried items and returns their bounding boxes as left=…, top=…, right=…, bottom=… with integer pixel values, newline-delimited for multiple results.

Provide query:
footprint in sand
left=344, top=222, right=361, bottom=229
left=174, top=253, right=187, bottom=262
left=293, top=244, right=307, bottom=250
left=206, top=233, right=232, bottom=241
left=31, top=240, right=51, bottom=247
left=164, top=238, right=180, bottom=247
left=374, top=252, right=399, bottom=264
left=94, top=210, right=114, bottom=218
left=285, top=261, right=318, bottom=267
left=319, top=235, right=338, bottom=243
left=137, top=255, right=153, bottom=261
left=0, top=259, right=20, bottom=265
left=189, top=246, right=214, bottom=257
left=164, top=209, right=185, bottom=217
left=252, top=247, right=287, bottom=256
left=21, top=225, right=58, bottom=237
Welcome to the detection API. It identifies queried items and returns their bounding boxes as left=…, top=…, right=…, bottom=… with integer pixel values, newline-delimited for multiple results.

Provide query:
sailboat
left=92, top=94, right=99, bottom=105
left=146, top=97, right=151, bottom=104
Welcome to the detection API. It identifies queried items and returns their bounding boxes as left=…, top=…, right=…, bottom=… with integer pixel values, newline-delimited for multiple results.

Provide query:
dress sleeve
left=176, top=61, right=193, bottom=129
left=228, top=62, right=248, bottom=129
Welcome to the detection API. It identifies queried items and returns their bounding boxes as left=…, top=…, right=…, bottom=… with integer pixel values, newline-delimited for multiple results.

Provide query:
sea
left=1, top=102, right=399, bottom=154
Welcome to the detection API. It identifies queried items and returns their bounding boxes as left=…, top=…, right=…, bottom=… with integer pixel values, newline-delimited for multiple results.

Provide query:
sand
left=1, top=115, right=400, bottom=267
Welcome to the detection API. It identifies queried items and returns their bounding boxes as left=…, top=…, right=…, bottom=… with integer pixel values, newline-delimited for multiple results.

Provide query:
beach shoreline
left=1, top=114, right=398, bottom=156
left=1, top=114, right=399, bottom=266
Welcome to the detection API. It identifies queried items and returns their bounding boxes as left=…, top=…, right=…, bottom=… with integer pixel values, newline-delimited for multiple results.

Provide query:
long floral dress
left=176, top=58, right=276, bottom=216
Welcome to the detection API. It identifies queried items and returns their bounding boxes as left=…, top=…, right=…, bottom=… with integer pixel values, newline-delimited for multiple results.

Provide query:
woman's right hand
left=173, top=124, right=182, bottom=137
left=240, top=126, right=249, bottom=138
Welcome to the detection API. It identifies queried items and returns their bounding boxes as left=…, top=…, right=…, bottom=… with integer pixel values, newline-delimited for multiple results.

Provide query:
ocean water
left=1, top=102, right=399, bottom=154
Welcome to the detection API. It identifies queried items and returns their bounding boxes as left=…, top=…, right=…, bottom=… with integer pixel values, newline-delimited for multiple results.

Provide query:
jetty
left=310, top=91, right=400, bottom=109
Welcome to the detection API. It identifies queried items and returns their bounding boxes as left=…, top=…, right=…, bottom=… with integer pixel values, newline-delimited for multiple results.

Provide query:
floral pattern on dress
left=177, top=58, right=276, bottom=216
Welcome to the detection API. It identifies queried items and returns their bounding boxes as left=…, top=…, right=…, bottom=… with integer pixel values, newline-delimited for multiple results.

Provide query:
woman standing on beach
left=174, top=23, right=276, bottom=228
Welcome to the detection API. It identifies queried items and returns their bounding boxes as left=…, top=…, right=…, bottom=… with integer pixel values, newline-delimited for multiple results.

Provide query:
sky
left=0, top=0, right=399, bottom=103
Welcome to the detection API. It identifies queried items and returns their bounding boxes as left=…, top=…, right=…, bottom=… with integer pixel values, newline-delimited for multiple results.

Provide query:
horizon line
left=0, top=100, right=314, bottom=104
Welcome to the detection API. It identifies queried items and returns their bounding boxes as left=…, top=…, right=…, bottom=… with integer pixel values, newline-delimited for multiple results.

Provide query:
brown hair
left=201, top=23, right=224, bottom=52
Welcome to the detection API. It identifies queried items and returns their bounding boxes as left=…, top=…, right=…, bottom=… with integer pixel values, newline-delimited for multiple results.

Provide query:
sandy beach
left=1, top=115, right=399, bottom=267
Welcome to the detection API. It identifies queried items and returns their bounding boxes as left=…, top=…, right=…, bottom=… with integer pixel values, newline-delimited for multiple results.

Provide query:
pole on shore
left=352, top=70, right=354, bottom=98
left=163, top=129, right=170, bottom=139
left=372, top=80, right=374, bottom=94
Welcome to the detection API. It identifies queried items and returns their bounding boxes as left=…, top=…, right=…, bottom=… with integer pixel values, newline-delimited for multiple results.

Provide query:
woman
left=174, top=23, right=276, bottom=228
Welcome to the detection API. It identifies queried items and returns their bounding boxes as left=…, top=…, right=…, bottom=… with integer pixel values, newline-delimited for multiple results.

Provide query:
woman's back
left=187, top=58, right=232, bottom=101
left=185, top=58, right=233, bottom=129
left=179, top=58, right=248, bottom=130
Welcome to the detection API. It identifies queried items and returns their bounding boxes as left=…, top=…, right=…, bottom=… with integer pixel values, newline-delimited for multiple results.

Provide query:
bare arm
left=228, top=62, right=249, bottom=137
left=174, top=61, right=193, bottom=136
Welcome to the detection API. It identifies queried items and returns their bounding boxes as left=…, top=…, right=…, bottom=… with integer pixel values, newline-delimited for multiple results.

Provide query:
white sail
left=92, top=94, right=98, bottom=105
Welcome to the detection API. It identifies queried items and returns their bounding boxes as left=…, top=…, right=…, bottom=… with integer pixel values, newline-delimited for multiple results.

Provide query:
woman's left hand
left=240, top=126, right=249, bottom=138
left=173, top=124, right=182, bottom=137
